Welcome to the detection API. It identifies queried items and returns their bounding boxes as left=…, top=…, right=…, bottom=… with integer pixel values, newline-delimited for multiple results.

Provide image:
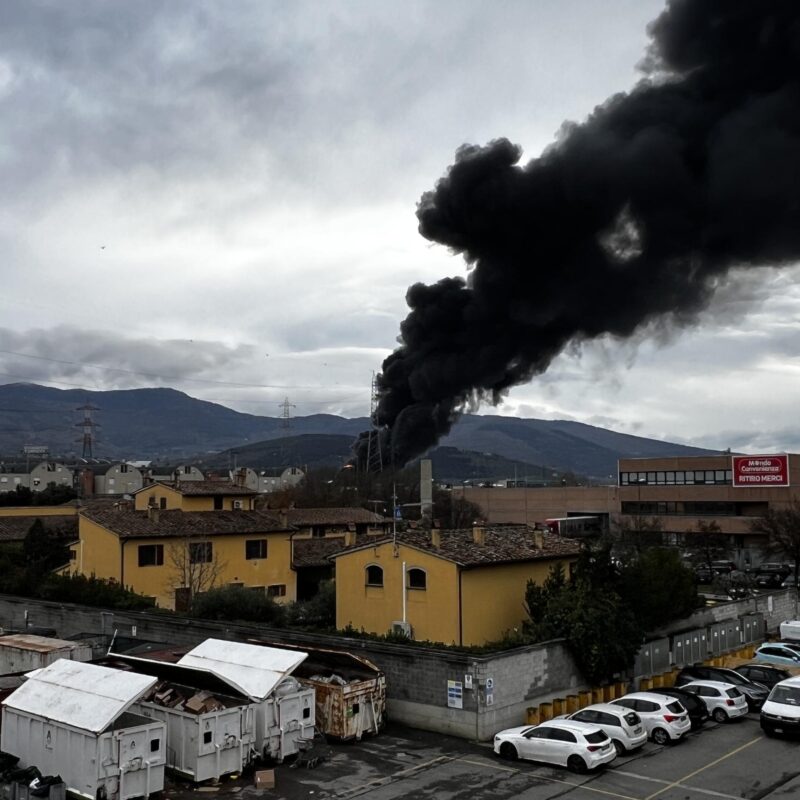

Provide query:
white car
left=680, top=680, right=748, bottom=722
left=562, top=703, right=647, bottom=755
left=494, top=719, right=616, bottom=773
left=760, top=676, right=800, bottom=737
left=611, top=692, right=691, bottom=744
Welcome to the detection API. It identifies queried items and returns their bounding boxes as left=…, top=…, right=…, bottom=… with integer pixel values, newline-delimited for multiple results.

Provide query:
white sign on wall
left=447, top=680, right=463, bottom=709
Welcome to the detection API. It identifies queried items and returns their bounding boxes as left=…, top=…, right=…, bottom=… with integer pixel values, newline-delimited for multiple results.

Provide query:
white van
left=760, top=676, right=800, bottom=737
left=779, top=620, right=800, bottom=642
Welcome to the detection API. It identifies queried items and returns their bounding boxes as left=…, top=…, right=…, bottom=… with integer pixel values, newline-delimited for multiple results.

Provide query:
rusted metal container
left=250, top=640, right=386, bottom=741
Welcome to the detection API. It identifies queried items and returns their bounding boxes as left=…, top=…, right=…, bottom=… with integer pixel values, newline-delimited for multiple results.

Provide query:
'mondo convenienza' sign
left=732, top=454, right=790, bottom=487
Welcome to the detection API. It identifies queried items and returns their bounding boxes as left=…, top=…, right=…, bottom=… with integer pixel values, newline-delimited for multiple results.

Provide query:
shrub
left=189, top=585, right=285, bottom=624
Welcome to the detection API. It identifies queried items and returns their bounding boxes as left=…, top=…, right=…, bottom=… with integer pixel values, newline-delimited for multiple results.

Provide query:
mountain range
left=0, top=382, right=717, bottom=480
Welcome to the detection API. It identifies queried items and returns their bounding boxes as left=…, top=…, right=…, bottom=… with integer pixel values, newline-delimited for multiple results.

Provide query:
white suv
left=611, top=692, right=691, bottom=744
left=563, top=703, right=647, bottom=755
left=680, top=680, right=748, bottom=722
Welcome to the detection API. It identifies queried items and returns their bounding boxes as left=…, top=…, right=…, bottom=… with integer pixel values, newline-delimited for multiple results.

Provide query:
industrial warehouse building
left=462, top=453, right=800, bottom=568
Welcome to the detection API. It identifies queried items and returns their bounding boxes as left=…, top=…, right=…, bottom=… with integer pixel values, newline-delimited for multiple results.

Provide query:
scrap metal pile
left=142, top=682, right=229, bottom=714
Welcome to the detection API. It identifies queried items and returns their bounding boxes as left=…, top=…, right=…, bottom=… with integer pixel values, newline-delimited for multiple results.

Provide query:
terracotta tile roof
left=292, top=537, right=347, bottom=568
left=136, top=480, right=256, bottom=497
left=330, top=525, right=582, bottom=567
left=0, top=516, right=77, bottom=542
left=81, top=506, right=291, bottom=539
left=266, top=506, right=390, bottom=526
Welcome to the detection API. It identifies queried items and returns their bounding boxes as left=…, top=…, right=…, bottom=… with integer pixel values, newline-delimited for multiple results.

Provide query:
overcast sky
left=1, top=0, right=798, bottom=453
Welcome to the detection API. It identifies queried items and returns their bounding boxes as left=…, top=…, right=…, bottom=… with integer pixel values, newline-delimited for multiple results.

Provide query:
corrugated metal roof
left=1, top=659, right=157, bottom=733
left=0, top=634, right=79, bottom=653
left=178, top=639, right=307, bottom=701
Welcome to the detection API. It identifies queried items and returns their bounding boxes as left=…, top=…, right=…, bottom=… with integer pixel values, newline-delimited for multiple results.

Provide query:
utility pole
left=75, top=402, right=100, bottom=459
left=365, top=372, right=384, bottom=473
left=278, top=397, right=296, bottom=430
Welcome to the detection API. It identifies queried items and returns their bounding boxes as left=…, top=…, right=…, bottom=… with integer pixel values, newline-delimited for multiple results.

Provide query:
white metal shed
left=178, top=639, right=315, bottom=761
left=0, top=634, right=92, bottom=676
left=0, top=659, right=166, bottom=800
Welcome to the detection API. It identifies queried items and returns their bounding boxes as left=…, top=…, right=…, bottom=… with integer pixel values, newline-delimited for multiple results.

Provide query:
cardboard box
left=254, top=770, right=275, bottom=790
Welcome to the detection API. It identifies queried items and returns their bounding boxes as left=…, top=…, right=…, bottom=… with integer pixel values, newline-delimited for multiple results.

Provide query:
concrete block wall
left=2, top=591, right=793, bottom=741
left=0, top=595, right=583, bottom=741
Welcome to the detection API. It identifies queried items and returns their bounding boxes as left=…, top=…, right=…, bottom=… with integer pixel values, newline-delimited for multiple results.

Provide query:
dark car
left=734, top=664, right=792, bottom=690
left=754, top=572, right=785, bottom=589
left=675, top=665, right=768, bottom=710
left=656, top=687, right=710, bottom=730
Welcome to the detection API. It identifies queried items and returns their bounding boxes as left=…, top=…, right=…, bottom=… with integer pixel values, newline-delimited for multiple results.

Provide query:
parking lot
left=210, top=714, right=800, bottom=800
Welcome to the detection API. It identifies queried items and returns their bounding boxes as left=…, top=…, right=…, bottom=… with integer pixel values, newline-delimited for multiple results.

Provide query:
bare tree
left=611, top=514, right=663, bottom=562
left=750, top=502, right=800, bottom=591
left=683, top=520, right=732, bottom=575
left=166, top=537, right=226, bottom=611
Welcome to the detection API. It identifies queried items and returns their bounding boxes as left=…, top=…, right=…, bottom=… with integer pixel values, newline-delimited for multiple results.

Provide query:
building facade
left=463, top=453, right=800, bottom=568
left=73, top=504, right=296, bottom=609
left=332, top=525, right=580, bottom=646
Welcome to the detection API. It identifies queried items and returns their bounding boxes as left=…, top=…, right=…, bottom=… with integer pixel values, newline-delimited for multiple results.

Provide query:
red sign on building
left=732, top=454, right=790, bottom=487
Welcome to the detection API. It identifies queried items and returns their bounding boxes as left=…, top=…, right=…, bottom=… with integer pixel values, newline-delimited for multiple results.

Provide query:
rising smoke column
left=355, top=0, right=800, bottom=469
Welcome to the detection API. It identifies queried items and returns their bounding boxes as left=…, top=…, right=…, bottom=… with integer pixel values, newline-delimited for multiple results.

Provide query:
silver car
left=611, top=691, right=691, bottom=744
left=563, top=703, right=647, bottom=755
left=680, top=680, right=749, bottom=722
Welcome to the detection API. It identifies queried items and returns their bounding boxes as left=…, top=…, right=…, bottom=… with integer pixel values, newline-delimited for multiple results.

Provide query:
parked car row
left=493, top=664, right=779, bottom=773
left=692, top=560, right=798, bottom=588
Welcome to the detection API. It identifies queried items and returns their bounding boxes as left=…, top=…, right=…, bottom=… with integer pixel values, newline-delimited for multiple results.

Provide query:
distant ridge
left=0, top=383, right=717, bottom=479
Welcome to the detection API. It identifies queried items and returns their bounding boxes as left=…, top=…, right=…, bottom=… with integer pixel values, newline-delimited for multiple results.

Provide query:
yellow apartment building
left=73, top=504, right=295, bottom=609
left=133, top=481, right=257, bottom=512
left=332, top=525, right=581, bottom=647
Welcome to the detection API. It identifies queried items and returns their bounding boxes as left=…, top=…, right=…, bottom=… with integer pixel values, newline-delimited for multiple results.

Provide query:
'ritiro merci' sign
left=732, top=454, right=790, bottom=487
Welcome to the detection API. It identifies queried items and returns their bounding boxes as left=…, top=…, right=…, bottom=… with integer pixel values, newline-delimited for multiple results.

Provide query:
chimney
left=472, top=525, right=485, bottom=546
left=431, top=528, right=441, bottom=548
left=344, top=530, right=357, bottom=547
left=533, top=528, right=545, bottom=549
left=147, top=505, right=160, bottom=524
left=278, top=508, right=288, bottom=529
left=420, top=458, right=433, bottom=520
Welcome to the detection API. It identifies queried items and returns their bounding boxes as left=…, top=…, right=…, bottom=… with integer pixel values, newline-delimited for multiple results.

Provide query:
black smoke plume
left=355, top=0, right=800, bottom=470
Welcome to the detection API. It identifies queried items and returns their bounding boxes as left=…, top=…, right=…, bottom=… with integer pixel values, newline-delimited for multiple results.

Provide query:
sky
left=1, top=0, right=798, bottom=454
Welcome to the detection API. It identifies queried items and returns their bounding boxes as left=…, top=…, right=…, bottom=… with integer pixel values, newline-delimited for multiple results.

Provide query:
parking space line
left=613, top=770, right=740, bottom=800
left=642, top=736, right=762, bottom=800
left=457, top=757, right=641, bottom=800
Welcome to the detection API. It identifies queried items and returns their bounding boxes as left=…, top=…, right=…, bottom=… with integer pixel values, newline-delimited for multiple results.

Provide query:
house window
left=267, top=584, right=286, bottom=597
left=311, top=526, right=325, bottom=538
left=138, top=544, right=164, bottom=567
left=189, top=542, right=212, bottom=564
left=150, top=738, right=160, bottom=753
left=159, top=497, right=167, bottom=509
left=365, top=565, right=384, bottom=587
left=246, top=539, right=268, bottom=560
left=120, top=464, right=129, bottom=473
left=407, top=568, right=426, bottom=590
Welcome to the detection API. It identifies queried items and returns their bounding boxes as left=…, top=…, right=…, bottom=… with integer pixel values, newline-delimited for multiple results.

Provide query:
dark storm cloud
left=0, top=326, right=258, bottom=390
left=0, top=1, right=297, bottom=193
left=357, top=0, right=800, bottom=469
